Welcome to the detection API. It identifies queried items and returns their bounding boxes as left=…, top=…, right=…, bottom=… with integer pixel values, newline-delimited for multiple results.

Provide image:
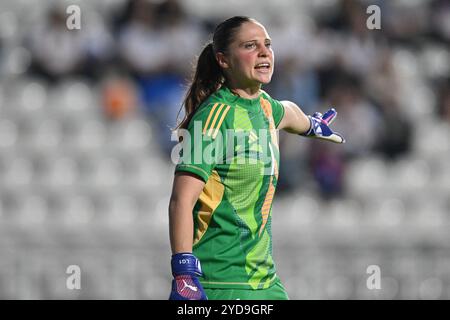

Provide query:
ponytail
left=176, top=42, right=223, bottom=129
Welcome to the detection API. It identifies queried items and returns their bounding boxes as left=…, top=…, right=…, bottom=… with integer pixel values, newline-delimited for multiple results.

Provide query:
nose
left=258, top=44, right=270, bottom=57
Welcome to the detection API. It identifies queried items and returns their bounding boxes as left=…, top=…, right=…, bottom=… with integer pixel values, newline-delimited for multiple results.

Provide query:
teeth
left=255, top=63, right=270, bottom=68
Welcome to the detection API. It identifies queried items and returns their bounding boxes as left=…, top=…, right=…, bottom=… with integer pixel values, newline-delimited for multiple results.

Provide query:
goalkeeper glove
left=301, top=108, right=345, bottom=143
left=169, top=253, right=207, bottom=300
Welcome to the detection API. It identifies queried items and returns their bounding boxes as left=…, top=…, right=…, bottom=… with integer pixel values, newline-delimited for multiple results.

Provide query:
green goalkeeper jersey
left=175, top=85, right=285, bottom=290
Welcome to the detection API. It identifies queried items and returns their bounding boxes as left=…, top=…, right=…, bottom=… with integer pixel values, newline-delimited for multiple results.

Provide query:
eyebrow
left=240, top=38, right=272, bottom=45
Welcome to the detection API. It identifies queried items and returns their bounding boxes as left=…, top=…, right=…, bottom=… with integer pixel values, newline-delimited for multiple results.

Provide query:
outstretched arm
left=278, top=100, right=311, bottom=134
left=278, top=100, right=345, bottom=144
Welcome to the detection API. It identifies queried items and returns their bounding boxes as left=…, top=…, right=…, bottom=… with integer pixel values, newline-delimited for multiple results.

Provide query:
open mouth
left=254, top=63, right=271, bottom=70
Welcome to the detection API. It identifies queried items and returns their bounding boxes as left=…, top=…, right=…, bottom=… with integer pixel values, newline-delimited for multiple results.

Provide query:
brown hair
left=176, top=16, right=253, bottom=129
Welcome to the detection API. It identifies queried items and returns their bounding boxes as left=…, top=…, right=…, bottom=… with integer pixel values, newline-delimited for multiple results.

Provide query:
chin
left=259, top=75, right=273, bottom=84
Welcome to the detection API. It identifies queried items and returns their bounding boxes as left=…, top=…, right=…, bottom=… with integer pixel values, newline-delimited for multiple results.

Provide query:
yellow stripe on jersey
left=202, top=103, right=220, bottom=135
left=260, top=96, right=279, bottom=148
left=207, top=104, right=225, bottom=136
left=194, top=170, right=224, bottom=245
left=258, top=176, right=275, bottom=237
left=212, top=105, right=231, bottom=139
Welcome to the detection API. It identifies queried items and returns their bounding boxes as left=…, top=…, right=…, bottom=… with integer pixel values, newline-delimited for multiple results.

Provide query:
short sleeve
left=270, top=99, right=285, bottom=128
left=175, top=103, right=230, bottom=183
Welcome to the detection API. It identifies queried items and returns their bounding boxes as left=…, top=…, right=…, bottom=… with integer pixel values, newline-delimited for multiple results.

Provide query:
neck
left=226, top=81, right=261, bottom=99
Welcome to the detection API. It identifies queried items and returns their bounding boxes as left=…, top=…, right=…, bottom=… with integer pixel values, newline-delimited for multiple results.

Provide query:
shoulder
left=260, top=89, right=282, bottom=105
left=259, top=90, right=284, bottom=113
left=188, top=100, right=233, bottom=138
left=192, top=101, right=232, bottom=123
left=259, top=90, right=286, bottom=128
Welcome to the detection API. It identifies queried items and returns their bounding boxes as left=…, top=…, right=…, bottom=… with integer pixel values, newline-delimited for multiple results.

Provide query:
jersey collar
left=220, top=85, right=263, bottom=112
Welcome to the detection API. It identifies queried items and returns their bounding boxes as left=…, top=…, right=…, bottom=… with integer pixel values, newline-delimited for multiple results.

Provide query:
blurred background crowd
left=0, top=0, right=449, bottom=299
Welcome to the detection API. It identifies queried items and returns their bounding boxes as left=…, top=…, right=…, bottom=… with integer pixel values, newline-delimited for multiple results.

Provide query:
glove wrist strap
left=171, top=253, right=203, bottom=277
left=300, top=115, right=315, bottom=137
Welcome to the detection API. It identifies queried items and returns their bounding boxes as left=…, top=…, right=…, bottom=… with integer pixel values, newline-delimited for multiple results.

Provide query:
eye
left=244, top=42, right=256, bottom=49
left=265, top=42, right=272, bottom=48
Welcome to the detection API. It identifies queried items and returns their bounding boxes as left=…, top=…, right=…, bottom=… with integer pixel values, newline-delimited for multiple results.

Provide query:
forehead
left=234, top=21, right=270, bottom=42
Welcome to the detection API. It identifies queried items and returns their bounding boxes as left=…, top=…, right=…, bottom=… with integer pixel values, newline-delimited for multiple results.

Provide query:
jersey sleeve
left=175, top=103, right=231, bottom=182
left=270, top=99, right=285, bottom=128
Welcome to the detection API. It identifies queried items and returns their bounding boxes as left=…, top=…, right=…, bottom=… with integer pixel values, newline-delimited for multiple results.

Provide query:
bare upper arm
left=170, top=172, right=206, bottom=209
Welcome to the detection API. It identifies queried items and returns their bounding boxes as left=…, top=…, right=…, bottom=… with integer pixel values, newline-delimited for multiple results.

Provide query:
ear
left=216, top=52, right=230, bottom=69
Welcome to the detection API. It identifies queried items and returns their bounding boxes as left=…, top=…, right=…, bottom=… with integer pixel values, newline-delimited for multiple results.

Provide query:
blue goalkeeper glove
left=301, top=108, right=345, bottom=143
left=169, top=253, right=207, bottom=300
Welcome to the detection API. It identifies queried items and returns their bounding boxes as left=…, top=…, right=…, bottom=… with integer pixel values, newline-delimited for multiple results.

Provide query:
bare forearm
left=169, top=199, right=194, bottom=254
left=278, top=100, right=311, bottom=134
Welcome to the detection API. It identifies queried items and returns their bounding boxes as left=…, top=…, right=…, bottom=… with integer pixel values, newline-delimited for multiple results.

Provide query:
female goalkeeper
left=168, top=16, right=344, bottom=300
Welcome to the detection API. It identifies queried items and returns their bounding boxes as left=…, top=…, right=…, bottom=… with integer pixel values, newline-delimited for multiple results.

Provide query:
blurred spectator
left=309, top=142, right=345, bottom=200
left=27, top=4, right=113, bottom=83
left=117, top=0, right=164, bottom=75
left=429, top=0, right=450, bottom=43
left=335, top=9, right=379, bottom=77
left=365, top=48, right=399, bottom=109
left=101, top=74, right=137, bottom=121
left=383, top=1, right=429, bottom=47
left=374, top=101, right=413, bottom=161
left=270, top=56, right=320, bottom=116
left=276, top=131, right=310, bottom=194
left=366, top=48, right=412, bottom=160
left=325, top=74, right=383, bottom=158
left=117, top=0, right=205, bottom=157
